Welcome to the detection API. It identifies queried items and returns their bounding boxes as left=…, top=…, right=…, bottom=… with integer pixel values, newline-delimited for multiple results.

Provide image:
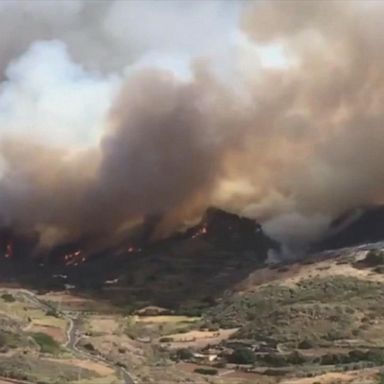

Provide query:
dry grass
left=71, top=377, right=119, bottom=384
left=37, top=292, right=113, bottom=312
left=161, top=328, right=238, bottom=349
left=87, top=316, right=120, bottom=334
left=45, top=358, right=114, bottom=376
left=281, top=368, right=380, bottom=384
left=28, top=324, right=66, bottom=343
left=32, top=316, right=67, bottom=329
left=237, top=250, right=384, bottom=294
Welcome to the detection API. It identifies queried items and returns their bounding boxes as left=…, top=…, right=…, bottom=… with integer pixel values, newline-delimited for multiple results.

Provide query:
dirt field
left=161, top=328, right=239, bottom=349
left=87, top=316, right=121, bottom=335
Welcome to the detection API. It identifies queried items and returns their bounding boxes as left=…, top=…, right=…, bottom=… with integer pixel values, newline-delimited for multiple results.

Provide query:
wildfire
left=104, top=277, right=119, bottom=285
left=63, top=250, right=86, bottom=266
left=191, top=225, right=208, bottom=239
left=127, top=246, right=142, bottom=254
left=4, top=241, right=13, bottom=258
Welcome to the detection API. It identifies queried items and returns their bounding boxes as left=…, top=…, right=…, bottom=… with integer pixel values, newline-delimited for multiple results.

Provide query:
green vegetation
left=175, top=348, right=193, bottom=360
left=1, top=293, right=15, bottom=303
left=83, top=342, right=96, bottom=352
left=206, top=276, right=384, bottom=342
left=32, top=332, right=60, bottom=354
left=298, top=339, right=316, bottom=349
left=0, top=355, right=95, bottom=383
left=363, top=250, right=384, bottom=266
left=193, top=367, right=218, bottom=375
left=45, top=309, right=59, bottom=318
left=0, top=330, right=26, bottom=350
left=159, top=336, right=174, bottom=343
left=228, top=348, right=256, bottom=365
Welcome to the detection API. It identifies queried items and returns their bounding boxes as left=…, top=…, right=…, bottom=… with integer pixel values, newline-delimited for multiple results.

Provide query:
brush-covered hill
left=191, top=244, right=384, bottom=384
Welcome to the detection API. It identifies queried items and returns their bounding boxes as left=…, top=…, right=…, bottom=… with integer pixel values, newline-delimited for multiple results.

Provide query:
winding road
left=16, top=289, right=136, bottom=384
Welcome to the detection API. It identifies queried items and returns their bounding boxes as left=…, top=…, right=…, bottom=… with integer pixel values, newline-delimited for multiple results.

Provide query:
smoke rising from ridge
left=0, top=1, right=383, bottom=250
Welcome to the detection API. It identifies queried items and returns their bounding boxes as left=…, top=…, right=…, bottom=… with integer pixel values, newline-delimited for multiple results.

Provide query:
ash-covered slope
left=317, top=205, right=384, bottom=250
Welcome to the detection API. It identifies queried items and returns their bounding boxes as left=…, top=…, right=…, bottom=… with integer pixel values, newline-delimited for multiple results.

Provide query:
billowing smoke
left=0, top=0, right=384, bottom=252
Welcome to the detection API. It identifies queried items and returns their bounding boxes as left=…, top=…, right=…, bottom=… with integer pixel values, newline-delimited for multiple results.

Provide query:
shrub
left=1, top=293, right=15, bottom=303
left=363, top=350, right=384, bottom=364
left=45, top=309, right=59, bottom=318
left=83, top=342, right=96, bottom=352
left=287, top=351, right=307, bottom=365
left=298, top=339, right=316, bottom=349
left=208, top=324, right=220, bottom=332
left=194, top=368, right=218, bottom=375
left=227, top=348, right=255, bottom=365
left=364, top=250, right=384, bottom=266
left=175, top=348, right=193, bottom=360
left=377, top=372, right=384, bottom=384
left=213, top=361, right=227, bottom=368
left=261, top=353, right=287, bottom=367
left=159, top=337, right=174, bottom=343
left=320, top=353, right=343, bottom=365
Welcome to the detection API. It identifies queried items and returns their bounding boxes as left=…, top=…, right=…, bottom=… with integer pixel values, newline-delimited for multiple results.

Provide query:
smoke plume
left=0, top=0, right=383, bottom=251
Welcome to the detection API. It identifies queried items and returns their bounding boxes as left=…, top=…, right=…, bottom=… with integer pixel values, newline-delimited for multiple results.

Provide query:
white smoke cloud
left=0, top=0, right=241, bottom=74
left=0, top=40, right=119, bottom=148
left=263, top=212, right=330, bottom=257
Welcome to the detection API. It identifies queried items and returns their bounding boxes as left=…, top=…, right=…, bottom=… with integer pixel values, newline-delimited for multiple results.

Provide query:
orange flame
left=4, top=241, right=13, bottom=258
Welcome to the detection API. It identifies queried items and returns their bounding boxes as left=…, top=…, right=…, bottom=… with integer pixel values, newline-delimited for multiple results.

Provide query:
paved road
left=16, top=289, right=136, bottom=384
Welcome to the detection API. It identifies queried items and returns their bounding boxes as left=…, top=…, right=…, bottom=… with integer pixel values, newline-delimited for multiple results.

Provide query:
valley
left=2, top=240, right=384, bottom=384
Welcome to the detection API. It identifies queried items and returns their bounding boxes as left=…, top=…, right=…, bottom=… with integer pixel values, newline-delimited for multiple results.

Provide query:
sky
left=0, top=0, right=384, bottom=251
left=0, top=0, right=290, bottom=148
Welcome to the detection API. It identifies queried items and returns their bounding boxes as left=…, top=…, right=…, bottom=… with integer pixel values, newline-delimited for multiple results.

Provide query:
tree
left=298, top=339, right=316, bottom=349
left=175, top=348, right=193, bottom=360
left=228, top=348, right=255, bottom=365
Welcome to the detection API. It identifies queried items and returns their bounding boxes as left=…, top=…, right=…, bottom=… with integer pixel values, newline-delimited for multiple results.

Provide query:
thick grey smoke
left=237, top=0, right=384, bottom=245
left=1, top=0, right=384, bottom=250
left=0, top=66, right=233, bottom=246
left=0, top=0, right=236, bottom=74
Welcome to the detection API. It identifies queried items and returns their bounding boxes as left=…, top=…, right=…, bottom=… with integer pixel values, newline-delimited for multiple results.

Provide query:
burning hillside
left=0, top=208, right=279, bottom=309
left=0, top=207, right=278, bottom=266
left=185, top=207, right=278, bottom=254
